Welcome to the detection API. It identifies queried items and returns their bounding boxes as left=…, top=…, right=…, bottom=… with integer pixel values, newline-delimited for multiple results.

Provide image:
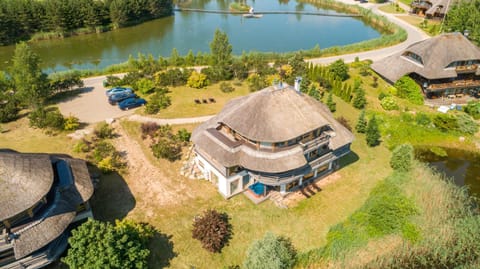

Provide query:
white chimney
left=294, top=77, right=302, bottom=92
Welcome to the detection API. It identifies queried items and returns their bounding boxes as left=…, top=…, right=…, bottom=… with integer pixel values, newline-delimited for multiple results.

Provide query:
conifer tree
left=326, top=91, right=336, bottom=112
left=366, top=115, right=381, bottom=147
left=353, top=87, right=367, bottom=109
left=356, top=110, right=367, bottom=133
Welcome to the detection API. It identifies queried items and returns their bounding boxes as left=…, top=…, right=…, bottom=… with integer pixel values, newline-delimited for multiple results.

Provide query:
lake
left=0, top=0, right=380, bottom=72
left=416, top=147, right=480, bottom=198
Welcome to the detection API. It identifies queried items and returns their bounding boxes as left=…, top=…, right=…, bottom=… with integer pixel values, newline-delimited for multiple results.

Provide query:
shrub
left=336, top=116, right=352, bottom=131
left=433, top=113, right=458, bottom=132
left=463, top=101, right=480, bottom=119
left=220, top=82, right=235, bottom=93
left=380, top=96, right=399, bottom=111
left=136, top=78, right=156, bottom=94
left=64, top=115, right=80, bottom=131
left=326, top=92, right=336, bottom=112
left=145, top=88, right=171, bottom=114
left=415, top=112, right=431, bottom=126
left=94, top=122, right=115, bottom=139
left=366, top=115, right=381, bottom=147
left=328, top=59, right=349, bottom=81
left=356, top=110, right=367, bottom=133
left=29, top=107, right=65, bottom=130
left=187, top=71, right=209, bottom=89
left=393, top=76, right=424, bottom=105
left=390, top=144, right=414, bottom=172
left=244, top=232, right=297, bottom=269
left=92, top=140, right=116, bottom=163
left=0, top=94, right=19, bottom=123
left=192, top=209, right=232, bottom=253
left=104, top=75, right=122, bottom=87
left=456, top=113, right=478, bottom=135
left=151, top=138, right=182, bottom=161
left=176, top=128, right=191, bottom=142
left=73, top=139, right=90, bottom=153
left=378, top=92, right=388, bottom=100
left=352, top=87, right=367, bottom=109
left=120, top=71, right=142, bottom=86
left=141, top=122, right=160, bottom=139
left=91, top=140, right=124, bottom=173
left=246, top=73, right=267, bottom=92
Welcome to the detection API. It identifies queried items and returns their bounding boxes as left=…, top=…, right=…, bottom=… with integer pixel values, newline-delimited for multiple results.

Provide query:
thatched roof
left=0, top=152, right=93, bottom=259
left=425, top=0, right=449, bottom=15
left=218, top=85, right=332, bottom=142
left=0, top=153, right=54, bottom=221
left=192, top=86, right=354, bottom=174
left=371, top=33, right=480, bottom=83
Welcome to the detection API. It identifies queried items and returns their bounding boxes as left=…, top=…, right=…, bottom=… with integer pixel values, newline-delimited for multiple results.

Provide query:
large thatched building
left=371, top=33, right=480, bottom=99
left=0, top=152, right=94, bottom=269
left=191, top=83, right=354, bottom=199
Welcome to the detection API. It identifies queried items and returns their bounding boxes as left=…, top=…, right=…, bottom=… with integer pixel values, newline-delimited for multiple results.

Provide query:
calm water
left=0, top=0, right=380, bottom=72
left=416, top=148, right=480, bottom=198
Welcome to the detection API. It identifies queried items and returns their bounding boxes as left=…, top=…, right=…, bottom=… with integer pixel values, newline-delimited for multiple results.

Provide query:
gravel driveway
left=57, top=74, right=136, bottom=124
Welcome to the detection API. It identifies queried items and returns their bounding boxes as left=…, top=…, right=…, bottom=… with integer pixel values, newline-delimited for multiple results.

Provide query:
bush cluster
left=145, top=124, right=191, bottom=161
left=390, top=144, right=414, bottom=172
left=244, top=232, right=297, bottom=269
left=393, top=76, right=424, bottom=105
left=192, top=209, right=232, bottom=253
left=380, top=96, right=399, bottom=111
left=28, top=107, right=80, bottom=132
left=145, top=88, right=171, bottom=115
left=187, top=71, right=209, bottom=89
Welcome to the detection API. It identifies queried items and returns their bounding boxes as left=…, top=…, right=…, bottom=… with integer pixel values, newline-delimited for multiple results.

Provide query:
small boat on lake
left=242, top=13, right=263, bottom=18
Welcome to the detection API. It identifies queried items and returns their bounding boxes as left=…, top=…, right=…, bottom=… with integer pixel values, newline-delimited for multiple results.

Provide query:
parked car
left=118, top=98, right=147, bottom=110
left=105, top=87, right=133, bottom=97
left=108, top=92, right=137, bottom=105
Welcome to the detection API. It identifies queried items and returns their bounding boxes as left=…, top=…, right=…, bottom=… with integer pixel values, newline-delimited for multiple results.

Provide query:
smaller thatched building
left=191, top=83, right=354, bottom=200
left=410, top=0, right=457, bottom=18
left=371, top=33, right=480, bottom=99
left=0, top=152, right=94, bottom=269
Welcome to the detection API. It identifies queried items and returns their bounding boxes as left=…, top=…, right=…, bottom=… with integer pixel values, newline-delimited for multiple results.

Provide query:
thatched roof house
left=192, top=84, right=354, bottom=200
left=0, top=152, right=94, bottom=268
left=371, top=33, right=480, bottom=99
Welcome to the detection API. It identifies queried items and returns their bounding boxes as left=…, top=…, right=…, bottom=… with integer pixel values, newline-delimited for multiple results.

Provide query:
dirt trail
left=112, top=123, right=192, bottom=216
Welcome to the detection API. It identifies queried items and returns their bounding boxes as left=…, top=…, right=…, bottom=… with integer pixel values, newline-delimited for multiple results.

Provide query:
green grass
left=378, top=3, right=405, bottom=14
left=396, top=15, right=441, bottom=36
left=139, top=81, right=250, bottom=119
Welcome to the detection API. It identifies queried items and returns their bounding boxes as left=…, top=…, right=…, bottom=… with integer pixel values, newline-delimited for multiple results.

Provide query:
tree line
left=445, top=0, right=480, bottom=45
left=0, top=0, right=173, bottom=46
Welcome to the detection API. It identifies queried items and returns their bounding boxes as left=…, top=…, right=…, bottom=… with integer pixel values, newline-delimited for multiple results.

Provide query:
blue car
left=108, top=92, right=136, bottom=105
left=105, top=87, right=133, bottom=97
left=118, top=98, right=147, bottom=110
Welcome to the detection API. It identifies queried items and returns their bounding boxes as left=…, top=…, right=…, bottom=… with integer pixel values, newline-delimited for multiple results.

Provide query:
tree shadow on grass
left=148, top=231, right=178, bottom=268
left=89, top=168, right=136, bottom=222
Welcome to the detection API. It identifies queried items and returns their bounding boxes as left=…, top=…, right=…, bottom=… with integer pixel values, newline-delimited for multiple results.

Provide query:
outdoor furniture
left=194, top=99, right=201, bottom=104
left=208, top=97, right=216, bottom=103
left=456, top=93, right=464, bottom=98
left=447, top=94, right=455, bottom=99
left=202, top=99, right=208, bottom=104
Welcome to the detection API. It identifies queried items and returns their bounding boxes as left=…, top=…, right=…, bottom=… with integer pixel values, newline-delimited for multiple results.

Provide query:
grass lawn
left=91, top=117, right=393, bottom=268
left=139, top=81, right=250, bottom=119
left=396, top=15, right=441, bottom=36
left=378, top=3, right=405, bottom=14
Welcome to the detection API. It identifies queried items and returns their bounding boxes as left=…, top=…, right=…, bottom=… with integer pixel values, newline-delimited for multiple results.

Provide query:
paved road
left=57, top=74, right=135, bottom=124
left=307, top=0, right=429, bottom=65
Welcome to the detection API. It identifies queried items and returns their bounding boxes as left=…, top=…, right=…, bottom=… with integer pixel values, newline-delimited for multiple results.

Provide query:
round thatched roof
left=219, top=85, right=331, bottom=142
left=0, top=153, right=54, bottom=221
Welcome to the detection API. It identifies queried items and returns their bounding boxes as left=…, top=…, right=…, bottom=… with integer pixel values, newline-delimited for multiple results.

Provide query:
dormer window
left=402, top=51, right=423, bottom=65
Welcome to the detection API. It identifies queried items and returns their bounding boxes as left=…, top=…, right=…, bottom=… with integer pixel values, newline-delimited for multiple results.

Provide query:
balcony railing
left=427, top=79, right=480, bottom=91
left=299, top=134, right=329, bottom=152
left=455, top=65, right=478, bottom=74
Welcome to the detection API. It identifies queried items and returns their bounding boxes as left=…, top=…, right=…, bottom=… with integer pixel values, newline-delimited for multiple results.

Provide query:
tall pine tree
left=352, top=87, right=367, bottom=109
left=326, top=91, right=336, bottom=112
left=356, top=109, right=367, bottom=133
left=366, top=115, right=381, bottom=147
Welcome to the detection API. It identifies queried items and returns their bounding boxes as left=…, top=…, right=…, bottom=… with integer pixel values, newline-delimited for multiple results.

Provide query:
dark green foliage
left=352, top=87, right=367, bottom=109
left=91, top=140, right=124, bottom=172
left=136, top=78, right=156, bottom=94
left=244, top=232, right=297, bottom=269
left=366, top=115, right=381, bottom=147
left=378, top=92, right=388, bottom=100
left=356, top=110, right=367, bottom=133
left=176, top=128, right=191, bottom=143
left=151, top=138, right=182, bottom=161
left=433, top=113, right=459, bottom=132
left=336, top=116, right=352, bottom=131
left=28, top=107, right=65, bottom=130
left=62, top=219, right=155, bottom=269
left=0, top=90, right=19, bottom=123
left=104, top=75, right=123, bottom=87
left=94, top=122, right=115, bottom=139
left=156, top=68, right=190, bottom=87
left=326, top=92, right=336, bottom=112
left=192, top=209, right=232, bottom=253
left=209, top=29, right=233, bottom=80
left=415, top=112, right=431, bottom=126
left=49, top=71, right=84, bottom=95
left=390, top=144, right=414, bottom=172
left=393, top=76, right=424, bottom=105
left=463, top=100, right=480, bottom=119
left=120, top=70, right=143, bottom=87
left=328, top=59, right=349, bottom=81
left=246, top=74, right=267, bottom=92
left=445, top=0, right=480, bottom=46
left=220, top=82, right=235, bottom=93
left=145, top=88, right=171, bottom=114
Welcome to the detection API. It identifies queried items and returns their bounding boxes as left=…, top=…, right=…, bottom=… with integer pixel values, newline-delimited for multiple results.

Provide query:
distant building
left=191, top=83, right=354, bottom=200
left=0, top=152, right=94, bottom=269
left=371, top=33, right=480, bottom=99
left=410, top=0, right=456, bottom=18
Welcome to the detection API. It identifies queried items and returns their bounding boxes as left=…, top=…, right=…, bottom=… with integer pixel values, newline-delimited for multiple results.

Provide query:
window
left=230, top=179, right=240, bottom=194
left=242, top=175, right=250, bottom=188
left=402, top=51, right=423, bottom=65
